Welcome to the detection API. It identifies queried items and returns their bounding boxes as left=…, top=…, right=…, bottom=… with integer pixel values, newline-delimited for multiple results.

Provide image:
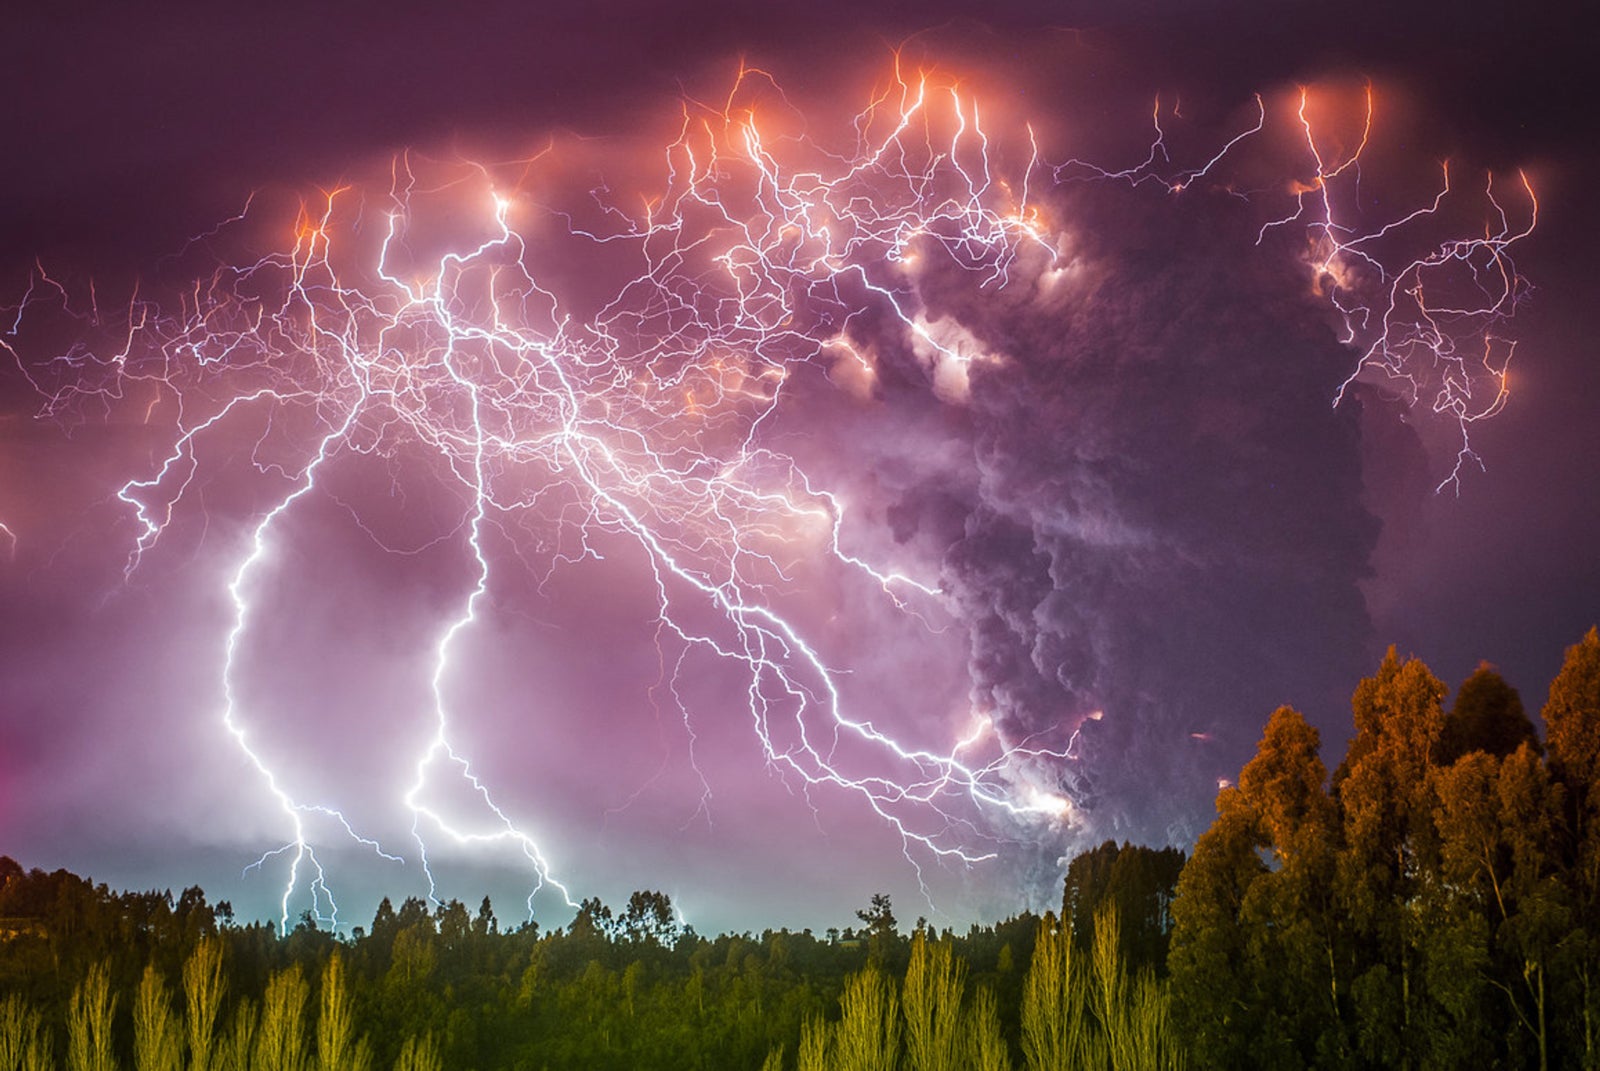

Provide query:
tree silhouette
left=856, top=893, right=898, bottom=966
left=1436, top=663, right=1540, bottom=765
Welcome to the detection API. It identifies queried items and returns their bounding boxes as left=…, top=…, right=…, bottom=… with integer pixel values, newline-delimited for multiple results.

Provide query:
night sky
left=2, top=1, right=1595, bottom=936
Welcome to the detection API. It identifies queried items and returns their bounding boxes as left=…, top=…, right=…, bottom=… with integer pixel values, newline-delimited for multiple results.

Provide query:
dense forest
left=3, top=627, right=1597, bottom=1070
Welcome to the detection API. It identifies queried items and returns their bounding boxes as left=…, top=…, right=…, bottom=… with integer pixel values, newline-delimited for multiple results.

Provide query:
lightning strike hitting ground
left=1, top=60, right=1534, bottom=927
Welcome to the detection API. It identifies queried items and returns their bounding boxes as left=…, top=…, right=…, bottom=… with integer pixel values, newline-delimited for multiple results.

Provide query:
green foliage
left=256, top=965, right=309, bottom=1071
left=132, top=965, right=181, bottom=1071
left=9, top=626, right=1598, bottom=1071
left=834, top=965, right=899, bottom=1071
left=0, top=852, right=1178, bottom=1071
left=1061, top=841, right=1185, bottom=975
left=1088, top=905, right=1182, bottom=1071
left=1020, top=913, right=1087, bottom=1071
left=219, top=998, right=257, bottom=1071
left=1, top=992, right=52, bottom=1071
left=1169, top=792, right=1266, bottom=1069
left=966, top=985, right=1013, bottom=1071
left=795, top=1015, right=832, bottom=1071
left=856, top=893, right=899, bottom=968
left=67, top=961, right=118, bottom=1071
left=389, top=1034, right=440, bottom=1071
left=902, top=930, right=966, bottom=1071
left=317, top=952, right=371, bottom=1071
left=618, top=891, right=682, bottom=947
left=183, top=937, right=226, bottom=1071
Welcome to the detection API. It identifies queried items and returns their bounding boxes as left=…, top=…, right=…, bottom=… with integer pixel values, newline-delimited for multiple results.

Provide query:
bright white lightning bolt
left=2, top=60, right=1534, bottom=927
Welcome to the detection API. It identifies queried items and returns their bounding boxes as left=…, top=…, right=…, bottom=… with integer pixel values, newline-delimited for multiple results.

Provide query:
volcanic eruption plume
left=1, top=60, right=1534, bottom=923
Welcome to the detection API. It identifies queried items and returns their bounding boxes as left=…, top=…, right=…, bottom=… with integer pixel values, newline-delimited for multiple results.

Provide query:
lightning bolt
left=1263, top=85, right=1537, bottom=493
left=3, top=60, right=1534, bottom=926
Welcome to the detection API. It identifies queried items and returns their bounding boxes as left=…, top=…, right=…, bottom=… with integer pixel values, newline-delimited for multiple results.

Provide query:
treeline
left=4, top=627, right=1598, bottom=1070
left=1170, top=628, right=1600, bottom=1071
left=0, top=847, right=1181, bottom=1071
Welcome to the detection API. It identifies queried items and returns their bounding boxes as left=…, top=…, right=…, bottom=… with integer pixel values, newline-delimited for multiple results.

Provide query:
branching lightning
left=1265, top=85, right=1538, bottom=492
left=2, top=60, right=1535, bottom=926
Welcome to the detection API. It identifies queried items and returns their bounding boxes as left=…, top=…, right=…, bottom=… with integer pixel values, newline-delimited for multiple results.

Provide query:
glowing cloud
left=2, top=60, right=1533, bottom=925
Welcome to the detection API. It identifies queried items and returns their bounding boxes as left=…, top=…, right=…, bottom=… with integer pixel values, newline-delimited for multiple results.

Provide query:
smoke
left=4, top=40, right=1529, bottom=926
left=814, top=179, right=1380, bottom=863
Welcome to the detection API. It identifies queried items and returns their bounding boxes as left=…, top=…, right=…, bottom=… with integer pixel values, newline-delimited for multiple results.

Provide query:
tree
left=1061, top=841, right=1185, bottom=974
left=1426, top=752, right=1513, bottom=1066
left=619, top=891, right=681, bottom=947
left=1334, top=650, right=1449, bottom=1070
left=67, top=961, right=118, bottom=1071
left=219, top=999, right=257, bottom=1071
left=1542, top=627, right=1600, bottom=1067
left=966, top=985, right=1014, bottom=1071
left=1170, top=640, right=1600, bottom=1070
left=473, top=896, right=497, bottom=938
left=318, top=952, right=372, bottom=1071
left=1, top=994, right=52, bottom=1071
left=1021, top=913, right=1088, bottom=1071
left=1088, top=904, right=1181, bottom=1071
left=1436, top=663, right=1540, bottom=766
left=568, top=898, right=615, bottom=943
left=390, top=1035, right=441, bottom=1071
left=856, top=893, right=898, bottom=965
left=184, top=937, right=227, bottom=1071
left=1239, top=706, right=1351, bottom=1069
left=381, top=919, right=439, bottom=1037
left=1171, top=772, right=1278, bottom=1070
left=796, top=1015, right=833, bottom=1071
left=902, top=930, right=966, bottom=1071
left=834, top=966, right=899, bottom=1071
left=1544, top=627, right=1600, bottom=802
left=256, top=966, right=310, bottom=1071
left=133, top=964, right=182, bottom=1071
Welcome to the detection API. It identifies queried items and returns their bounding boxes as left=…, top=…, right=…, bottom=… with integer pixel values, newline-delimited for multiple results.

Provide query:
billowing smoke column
left=863, top=182, right=1379, bottom=855
left=830, top=86, right=1534, bottom=870
left=2, top=63, right=1533, bottom=922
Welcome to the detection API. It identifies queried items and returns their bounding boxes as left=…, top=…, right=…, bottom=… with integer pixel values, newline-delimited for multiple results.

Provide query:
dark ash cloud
left=838, top=181, right=1380, bottom=860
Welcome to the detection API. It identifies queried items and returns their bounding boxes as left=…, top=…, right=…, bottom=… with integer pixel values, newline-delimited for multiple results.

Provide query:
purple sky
left=2, top=1, right=1596, bottom=935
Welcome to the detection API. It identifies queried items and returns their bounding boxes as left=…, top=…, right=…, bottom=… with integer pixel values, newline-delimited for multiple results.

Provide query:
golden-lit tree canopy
left=1171, top=629, right=1600, bottom=1071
